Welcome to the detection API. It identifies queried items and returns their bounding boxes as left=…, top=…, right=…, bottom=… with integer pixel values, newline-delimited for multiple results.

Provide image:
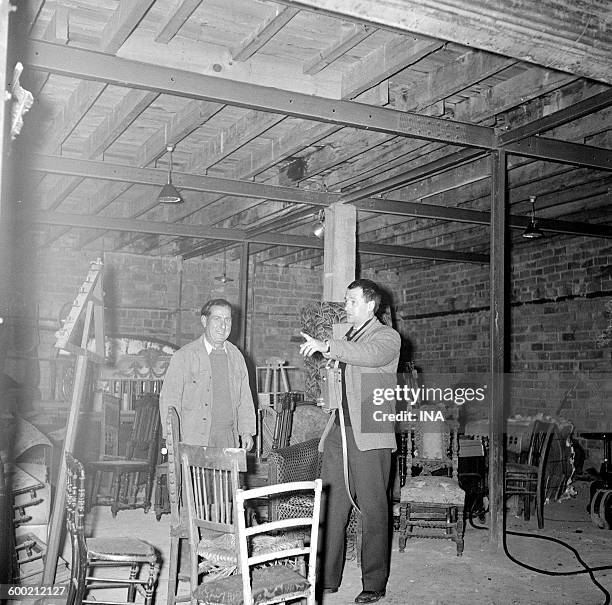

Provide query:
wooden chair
left=193, top=479, right=322, bottom=605
left=267, top=438, right=362, bottom=564
left=180, top=444, right=247, bottom=605
left=165, top=407, right=190, bottom=605
left=505, top=420, right=555, bottom=529
left=88, top=393, right=161, bottom=517
left=398, top=406, right=466, bottom=556
left=64, top=453, right=160, bottom=605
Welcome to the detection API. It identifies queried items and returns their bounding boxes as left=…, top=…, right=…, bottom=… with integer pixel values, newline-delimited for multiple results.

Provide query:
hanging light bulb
left=158, top=145, right=182, bottom=203
left=215, top=249, right=234, bottom=283
left=312, top=209, right=325, bottom=239
left=522, top=195, right=544, bottom=239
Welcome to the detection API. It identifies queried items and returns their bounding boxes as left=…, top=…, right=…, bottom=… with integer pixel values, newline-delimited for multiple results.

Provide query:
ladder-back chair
left=398, top=405, right=466, bottom=556
left=88, top=393, right=161, bottom=516
left=180, top=444, right=247, bottom=604
left=65, top=453, right=159, bottom=605
left=193, top=480, right=322, bottom=605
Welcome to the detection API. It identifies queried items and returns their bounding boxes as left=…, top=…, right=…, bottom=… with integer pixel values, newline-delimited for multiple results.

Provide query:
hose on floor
left=466, top=496, right=611, bottom=604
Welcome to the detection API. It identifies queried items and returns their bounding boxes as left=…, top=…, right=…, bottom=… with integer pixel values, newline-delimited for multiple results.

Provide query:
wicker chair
left=398, top=406, right=465, bottom=556
left=65, top=453, right=160, bottom=605
left=267, top=438, right=362, bottom=563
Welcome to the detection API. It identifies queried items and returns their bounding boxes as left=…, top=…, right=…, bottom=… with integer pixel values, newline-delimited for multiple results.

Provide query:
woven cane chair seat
left=87, top=537, right=158, bottom=561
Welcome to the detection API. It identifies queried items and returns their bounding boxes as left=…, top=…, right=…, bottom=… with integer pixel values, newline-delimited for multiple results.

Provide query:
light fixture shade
left=313, top=220, right=325, bottom=239
left=522, top=195, right=544, bottom=239
left=214, top=274, right=233, bottom=283
left=312, top=209, right=325, bottom=239
left=522, top=220, right=544, bottom=239
left=157, top=182, right=182, bottom=204
left=158, top=144, right=182, bottom=203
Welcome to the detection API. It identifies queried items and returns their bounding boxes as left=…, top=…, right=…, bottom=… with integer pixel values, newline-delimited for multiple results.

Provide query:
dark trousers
left=320, top=424, right=391, bottom=591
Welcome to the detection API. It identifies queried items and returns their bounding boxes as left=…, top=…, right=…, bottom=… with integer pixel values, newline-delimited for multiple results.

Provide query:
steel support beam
left=503, top=137, right=612, bottom=171
left=27, top=153, right=612, bottom=239
left=26, top=42, right=612, bottom=169
left=25, top=40, right=494, bottom=148
left=22, top=210, right=488, bottom=263
left=26, top=153, right=332, bottom=206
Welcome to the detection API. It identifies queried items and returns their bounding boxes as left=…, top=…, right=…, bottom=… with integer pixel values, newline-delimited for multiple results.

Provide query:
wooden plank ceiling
left=10, top=0, right=612, bottom=271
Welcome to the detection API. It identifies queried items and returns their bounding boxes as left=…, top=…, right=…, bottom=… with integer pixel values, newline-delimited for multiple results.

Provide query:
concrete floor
left=82, top=479, right=611, bottom=605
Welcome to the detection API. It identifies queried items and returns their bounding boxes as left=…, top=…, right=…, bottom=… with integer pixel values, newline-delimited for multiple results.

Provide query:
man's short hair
left=200, top=298, right=232, bottom=318
left=347, top=279, right=382, bottom=313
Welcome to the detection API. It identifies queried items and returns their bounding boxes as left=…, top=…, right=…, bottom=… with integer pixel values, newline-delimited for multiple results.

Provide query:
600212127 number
left=0, top=584, right=68, bottom=599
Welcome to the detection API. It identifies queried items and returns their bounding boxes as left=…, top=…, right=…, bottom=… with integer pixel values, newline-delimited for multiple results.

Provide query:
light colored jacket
left=320, top=317, right=400, bottom=451
left=159, top=335, right=256, bottom=445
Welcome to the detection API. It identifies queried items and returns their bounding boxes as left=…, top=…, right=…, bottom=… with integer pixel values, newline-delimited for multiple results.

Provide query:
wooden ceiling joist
left=231, top=6, right=300, bottom=61
left=303, top=24, right=374, bottom=75
left=499, top=89, right=612, bottom=145
left=277, top=0, right=612, bottom=85
left=155, top=0, right=204, bottom=44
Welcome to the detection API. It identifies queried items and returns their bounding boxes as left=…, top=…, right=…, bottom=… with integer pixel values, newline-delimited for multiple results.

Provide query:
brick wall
left=248, top=262, right=323, bottom=391
left=5, top=234, right=609, bottom=466
left=395, top=235, right=612, bottom=467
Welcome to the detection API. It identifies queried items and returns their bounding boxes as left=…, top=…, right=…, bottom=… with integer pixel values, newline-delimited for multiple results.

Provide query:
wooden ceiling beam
left=276, top=0, right=612, bottom=84
left=303, top=24, right=375, bottom=75
left=76, top=99, right=225, bottom=248
left=231, top=6, right=300, bottom=61
left=136, top=99, right=225, bottom=167
left=398, top=49, right=517, bottom=112
left=187, top=110, right=285, bottom=172
left=124, top=59, right=391, bottom=253
left=38, top=90, right=159, bottom=211
left=341, top=34, right=443, bottom=98
left=282, top=67, right=592, bottom=192
left=99, top=0, right=157, bottom=54
left=155, top=0, right=204, bottom=44
left=499, top=89, right=612, bottom=145
left=35, top=80, right=105, bottom=154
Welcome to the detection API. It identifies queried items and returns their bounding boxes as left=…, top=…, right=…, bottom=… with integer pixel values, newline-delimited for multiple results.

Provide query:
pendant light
left=522, top=195, right=544, bottom=239
left=215, top=249, right=234, bottom=283
left=158, top=144, right=182, bottom=204
left=312, top=209, right=325, bottom=239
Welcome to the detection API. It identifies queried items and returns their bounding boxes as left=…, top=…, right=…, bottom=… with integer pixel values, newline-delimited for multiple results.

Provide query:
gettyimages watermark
left=360, top=373, right=489, bottom=433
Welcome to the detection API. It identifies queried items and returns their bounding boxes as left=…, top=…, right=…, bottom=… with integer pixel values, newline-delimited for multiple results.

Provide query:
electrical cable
left=465, top=494, right=611, bottom=604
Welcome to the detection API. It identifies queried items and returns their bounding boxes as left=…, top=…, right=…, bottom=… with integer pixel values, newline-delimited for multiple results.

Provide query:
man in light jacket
left=300, top=279, right=400, bottom=604
left=160, top=298, right=256, bottom=449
